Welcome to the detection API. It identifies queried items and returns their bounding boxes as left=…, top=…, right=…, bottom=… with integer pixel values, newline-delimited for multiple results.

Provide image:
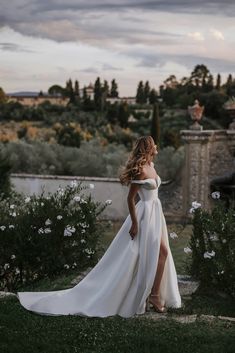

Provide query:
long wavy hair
left=119, top=136, right=156, bottom=186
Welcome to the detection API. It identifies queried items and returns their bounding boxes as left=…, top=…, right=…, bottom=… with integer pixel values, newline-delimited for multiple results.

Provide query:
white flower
left=0, top=225, right=6, bottom=231
left=64, top=229, right=72, bottom=237
left=70, top=180, right=78, bottom=188
left=222, top=239, right=227, bottom=243
left=73, top=195, right=81, bottom=202
left=9, top=225, right=15, bottom=229
left=184, top=247, right=192, bottom=254
left=203, top=250, right=215, bottom=259
left=64, top=264, right=70, bottom=269
left=81, top=229, right=86, bottom=234
left=41, top=202, right=44, bottom=206
left=4, top=263, right=10, bottom=270
left=10, top=204, right=15, bottom=209
left=209, top=233, right=218, bottom=241
left=38, top=228, right=44, bottom=234
left=105, top=199, right=112, bottom=205
left=73, top=262, right=77, bottom=267
left=89, top=183, right=94, bottom=189
left=192, top=201, right=201, bottom=209
left=80, top=199, right=87, bottom=204
left=169, top=232, right=178, bottom=239
left=25, top=197, right=31, bottom=203
left=58, top=187, right=64, bottom=196
left=45, top=218, right=52, bottom=226
left=81, top=239, right=86, bottom=243
left=11, top=254, right=16, bottom=260
left=11, top=212, right=17, bottom=217
left=211, top=191, right=220, bottom=199
left=15, top=267, right=20, bottom=275
left=64, top=226, right=75, bottom=236
left=44, top=228, right=51, bottom=234
left=57, top=215, right=63, bottom=220
left=84, top=248, right=95, bottom=255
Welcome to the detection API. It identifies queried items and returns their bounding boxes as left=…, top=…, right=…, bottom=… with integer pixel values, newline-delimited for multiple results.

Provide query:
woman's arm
left=127, top=183, right=140, bottom=239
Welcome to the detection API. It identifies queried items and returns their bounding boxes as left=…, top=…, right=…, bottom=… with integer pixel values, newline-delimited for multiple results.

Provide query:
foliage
left=0, top=182, right=107, bottom=291
left=0, top=139, right=129, bottom=177
left=0, top=148, right=12, bottom=199
left=150, top=103, right=160, bottom=146
left=0, top=87, right=7, bottom=104
left=187, top=197, right=235, bottom=298
left=155, top=146, right=185, bottom=180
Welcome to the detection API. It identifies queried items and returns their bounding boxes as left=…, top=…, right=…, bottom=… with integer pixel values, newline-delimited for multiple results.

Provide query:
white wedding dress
left=17, top=174, right=181, bottom=318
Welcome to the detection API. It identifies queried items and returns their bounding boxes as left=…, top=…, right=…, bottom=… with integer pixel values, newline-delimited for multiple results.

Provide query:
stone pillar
left=180, top=130, right=235, bottom=216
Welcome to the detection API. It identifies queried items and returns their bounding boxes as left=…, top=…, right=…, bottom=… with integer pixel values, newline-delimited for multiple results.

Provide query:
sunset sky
left=1, top=0, right=235, bottom=96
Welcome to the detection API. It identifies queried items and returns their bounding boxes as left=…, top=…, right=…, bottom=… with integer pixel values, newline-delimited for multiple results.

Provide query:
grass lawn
left=1, top=221, right=234, bottom=353
left=0, top=297, right=234, bottom=353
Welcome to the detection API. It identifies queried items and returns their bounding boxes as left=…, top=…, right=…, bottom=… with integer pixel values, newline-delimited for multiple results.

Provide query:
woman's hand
left=129, top=221, right=138, bottom=240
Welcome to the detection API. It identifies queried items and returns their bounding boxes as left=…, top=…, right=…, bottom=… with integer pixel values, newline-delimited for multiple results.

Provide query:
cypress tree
left=136, top=81, right=145, bottom=104
left=94, top=77, right=102, bottom=110
left=144, top=81, right=150, bottom=104
left=216, top=73, right=221, bottom=91
left=110, top=79, right=119, bottom=98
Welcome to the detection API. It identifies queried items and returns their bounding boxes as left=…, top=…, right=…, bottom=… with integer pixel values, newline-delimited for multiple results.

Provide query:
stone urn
left=188, top=99, right=204, bottom=130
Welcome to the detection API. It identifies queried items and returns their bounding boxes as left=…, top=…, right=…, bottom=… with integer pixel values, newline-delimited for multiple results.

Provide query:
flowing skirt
left=17, top=198, right=181, bottom=318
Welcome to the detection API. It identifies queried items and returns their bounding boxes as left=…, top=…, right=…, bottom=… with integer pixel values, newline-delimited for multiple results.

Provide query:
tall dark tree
left=216, top=74, right=221, bottom=91
left=110, top=79, right=119, bottom=98
left=136, top=81, right=145, bottom=104
left=118, top=102, right=130, bottom=128
left=150, top=103, right=160, bottom=146
left=66, top=78, right=75, bottom=103
left=74, top=80, right=80, bottom=98
left=144, top=81, right=150, bottom=104
left=94, top=77, right=102, bottom=110
left=226, top=74, right=233, bottom=95
left=101, top=80, right=110, bottom=110
left=149, top=89, right=158, bottom=104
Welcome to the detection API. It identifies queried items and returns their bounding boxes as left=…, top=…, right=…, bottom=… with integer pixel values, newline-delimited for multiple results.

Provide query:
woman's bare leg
left=151, top=238, right=168, bottom=298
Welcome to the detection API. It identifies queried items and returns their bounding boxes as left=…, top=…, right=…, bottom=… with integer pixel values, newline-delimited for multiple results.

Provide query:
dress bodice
left=131, top=175, right=161, bottom=201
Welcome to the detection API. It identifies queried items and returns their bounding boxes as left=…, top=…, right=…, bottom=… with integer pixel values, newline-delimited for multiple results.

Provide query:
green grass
left=0, top=297, right=234, bottom=353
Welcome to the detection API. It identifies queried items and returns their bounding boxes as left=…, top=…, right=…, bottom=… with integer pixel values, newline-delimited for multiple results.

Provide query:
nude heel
left=149, top=294, right=167, bottom=313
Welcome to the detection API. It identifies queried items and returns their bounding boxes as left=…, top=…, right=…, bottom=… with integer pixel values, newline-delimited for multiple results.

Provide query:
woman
left=17, top=136, right=181, bottom=317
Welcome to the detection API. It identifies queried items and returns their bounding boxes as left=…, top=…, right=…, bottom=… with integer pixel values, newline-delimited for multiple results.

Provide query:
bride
left=17, top=135, right=181, bottom=318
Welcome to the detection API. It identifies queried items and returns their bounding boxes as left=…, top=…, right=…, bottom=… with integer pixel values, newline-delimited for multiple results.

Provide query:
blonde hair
left=119, top=136, right=156, bottom=186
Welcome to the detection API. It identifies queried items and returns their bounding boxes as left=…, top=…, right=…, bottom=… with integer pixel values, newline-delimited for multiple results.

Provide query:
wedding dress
left=17, top=174, right=182, bottom=318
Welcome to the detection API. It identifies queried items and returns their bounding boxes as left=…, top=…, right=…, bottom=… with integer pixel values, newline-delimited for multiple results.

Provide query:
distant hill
left=6, top=91, right=45, bottom=97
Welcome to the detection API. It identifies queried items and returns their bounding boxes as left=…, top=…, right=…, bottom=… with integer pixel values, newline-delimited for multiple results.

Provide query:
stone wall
left=10, top=174, right=183, bottom=222
left=180, top=129, right=235, bottom=216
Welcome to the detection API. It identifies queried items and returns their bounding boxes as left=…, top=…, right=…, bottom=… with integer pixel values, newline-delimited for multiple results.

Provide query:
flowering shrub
left=0, top=181, right=108, bottom=291
left=186, top=192, right=235, bottom=297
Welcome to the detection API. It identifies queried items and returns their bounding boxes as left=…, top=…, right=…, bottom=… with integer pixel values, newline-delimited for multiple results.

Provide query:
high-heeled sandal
left=147, top=294, right=167, bottom=313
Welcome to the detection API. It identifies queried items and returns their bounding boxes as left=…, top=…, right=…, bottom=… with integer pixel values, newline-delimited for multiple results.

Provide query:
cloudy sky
left=1, top=0, right=235, bottom=96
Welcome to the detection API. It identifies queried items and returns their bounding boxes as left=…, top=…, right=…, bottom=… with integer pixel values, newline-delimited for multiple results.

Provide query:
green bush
left=187, top=195, right=235, bottom=298
left=155, top=146, right=185, bottom=180
left=0, top=148, right=12, bottom=200
left=0, top=139, right=129, bottom=177
left=0, top=182, right=107, bottom=291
